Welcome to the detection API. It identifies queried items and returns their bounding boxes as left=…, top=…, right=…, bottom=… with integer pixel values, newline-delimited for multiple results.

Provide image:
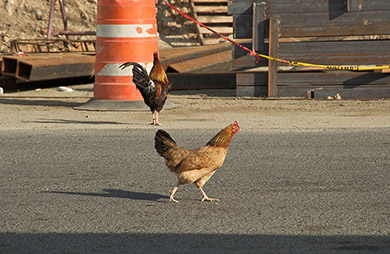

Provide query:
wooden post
left=252, top=2, right=267, bottom=52
left=268, top=16, right=279, bottom=97
left=347, top=0, right=362, bottom=12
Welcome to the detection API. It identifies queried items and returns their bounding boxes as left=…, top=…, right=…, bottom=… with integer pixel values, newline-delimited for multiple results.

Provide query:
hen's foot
left=170, top=196, right=179, bottom=203
left=201, top=197, right=219, bottom=202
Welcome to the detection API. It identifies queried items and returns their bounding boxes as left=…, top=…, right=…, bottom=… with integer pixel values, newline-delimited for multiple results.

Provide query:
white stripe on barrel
left=97, top=24, right=156, bottom=38
left=96, top=63, right=154, bottom=76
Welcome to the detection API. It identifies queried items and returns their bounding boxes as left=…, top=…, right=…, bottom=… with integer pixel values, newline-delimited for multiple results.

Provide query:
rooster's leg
left=198, top=186, right=219, bottom=202
left=151, top=111, right=162, bottom=126
left=170, top=183, right=179, bottom=203
left=151, top=112, right=156, bottom=125
left=154, top=111, right=162, bottom=126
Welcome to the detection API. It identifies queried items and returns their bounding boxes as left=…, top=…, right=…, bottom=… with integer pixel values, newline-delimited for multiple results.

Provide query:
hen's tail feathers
left=155, top=130, right=177, bottom=157
left=120, top=62, right=151, bottom=90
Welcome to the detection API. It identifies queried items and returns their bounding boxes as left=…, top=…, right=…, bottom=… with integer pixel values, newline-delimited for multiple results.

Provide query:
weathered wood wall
left=229, top=0, right=390, bottom=98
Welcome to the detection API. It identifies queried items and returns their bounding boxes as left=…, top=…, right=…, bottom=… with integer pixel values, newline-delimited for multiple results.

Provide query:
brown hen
left=155, top=121, right=241, bottom=202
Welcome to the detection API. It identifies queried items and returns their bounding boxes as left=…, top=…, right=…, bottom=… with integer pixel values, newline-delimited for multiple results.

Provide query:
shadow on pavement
left=0, top=98, right=84, bottom=108
left=42, top=189, right=168, bottom=201
left=1, top=232, right=389, bottom=253
left=26, top=119, right=124, bottom=125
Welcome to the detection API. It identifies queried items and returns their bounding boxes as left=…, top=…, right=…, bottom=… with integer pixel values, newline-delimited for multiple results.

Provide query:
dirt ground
left=0, top=0, right=97, bottom=53
left=1, top=83, right=390, bottom=131
left=0, top=0, right=175, bottom=53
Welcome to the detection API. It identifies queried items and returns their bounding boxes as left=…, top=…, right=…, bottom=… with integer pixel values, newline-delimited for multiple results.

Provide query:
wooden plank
left=233, top=40, right=390, bottom=68
left=202, top=38, right=225, bottom=45
left=278, top=11, right=390, bottom=37
left=232, top=55, right=268, bottom=69
left=347, top=0, right=362, bottom=12
left=228, top=1, right=253, bottom=15
left=268, top=17, right=279, bottom=97
left=233, top=14, right=252, bottom=38
left=266, top=0, right=345, bottom=14
left=190, top=0, right=205, bottom=45
left=234, top=11, right=390, bottom=38
left=279, top=40, right=390, bottom=56
left=236, top=72, right=268, bottom=97
left=232, top=40, right=252, bottom=58
left=197, top=16, right=233, bottom=23
left=312, top=87, right=390, bottom=99
left=167, top=51, right=232, bottom=73
left=168, top=72, right=236, bottom=90
left=229, top=0, right=390, bottom=15
left=199, top=26, right=233, bottom=34
left=193, top=5, right=228, bottom=13
left=266, top=0, right=390, bottom=13
left=252, top=2, right=266, bottom=52
left=277, top=40, right=390, bottom=66
left=358, top=0, right=390, bottom=11
left=277, top=72, right=390, bottom=86
left=236, top=71, right=390, bottom=86
left=236, top=85, right=268, bottom=97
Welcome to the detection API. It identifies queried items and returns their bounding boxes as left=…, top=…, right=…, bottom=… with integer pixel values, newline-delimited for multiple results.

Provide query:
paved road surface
left=1, top=126, right=389, bottom=253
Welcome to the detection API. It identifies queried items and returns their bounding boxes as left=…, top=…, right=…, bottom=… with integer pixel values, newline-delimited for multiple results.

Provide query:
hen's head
left=232, top=121, right=241, bottom=134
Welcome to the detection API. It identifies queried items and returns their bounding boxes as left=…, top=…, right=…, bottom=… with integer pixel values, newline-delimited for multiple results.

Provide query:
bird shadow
left=42, top=189, right=169, bottom=201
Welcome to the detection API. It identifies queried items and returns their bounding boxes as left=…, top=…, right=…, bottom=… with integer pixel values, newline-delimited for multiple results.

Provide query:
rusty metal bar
left=1, top=57, right=18, bottom=76
left=268, top=17, right=279, bottom=97
left=167, top=50, right=231, bottom=73
left=14, top=54, right=95, bottom=82
left=1, top=56, right=49, bottom=77
left=51, top=31, right=96, bottom=36
left=58, top=0, right=69, bottom=36
left=46, top=0, right=96, bottom=39
left=11, top=39, right=96, bottom=53
left=47, top=0, right=56, bottom=39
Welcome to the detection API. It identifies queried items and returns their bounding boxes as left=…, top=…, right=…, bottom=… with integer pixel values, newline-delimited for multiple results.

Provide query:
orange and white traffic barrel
left=94, top=0, right=158, bottom=100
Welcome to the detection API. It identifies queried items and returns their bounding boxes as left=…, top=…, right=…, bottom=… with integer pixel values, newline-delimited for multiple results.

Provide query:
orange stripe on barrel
left=94, top=0, right=158, bottom=101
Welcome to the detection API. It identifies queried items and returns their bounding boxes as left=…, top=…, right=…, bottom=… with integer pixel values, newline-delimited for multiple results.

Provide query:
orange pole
left=94, top=0, right=158, bottom=100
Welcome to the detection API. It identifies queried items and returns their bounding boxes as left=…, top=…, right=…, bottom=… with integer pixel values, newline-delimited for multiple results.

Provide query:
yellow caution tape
left=256, top=52, right=390, bottom=71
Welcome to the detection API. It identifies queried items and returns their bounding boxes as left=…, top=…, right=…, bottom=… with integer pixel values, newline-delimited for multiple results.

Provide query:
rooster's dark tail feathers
left=155, top=130, right=177, bottom=156
left=120, top=62, right=150, bottom=91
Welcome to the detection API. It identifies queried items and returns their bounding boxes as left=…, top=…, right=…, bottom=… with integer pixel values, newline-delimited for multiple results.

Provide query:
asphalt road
left=0, top=126, right=389, bottom=253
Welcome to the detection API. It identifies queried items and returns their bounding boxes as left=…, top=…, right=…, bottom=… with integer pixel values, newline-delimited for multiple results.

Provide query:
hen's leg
left=198, top=186, right=219, bottom=202
left=195, top=172, right=218, bottom=202
left=170, top=183, right=179, bottom=203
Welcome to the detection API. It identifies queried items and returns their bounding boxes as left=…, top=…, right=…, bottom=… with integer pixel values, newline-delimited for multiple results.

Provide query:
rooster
left=155, top=121, right=241, bottom=202
left=120, top=52, right=171, bottom=125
